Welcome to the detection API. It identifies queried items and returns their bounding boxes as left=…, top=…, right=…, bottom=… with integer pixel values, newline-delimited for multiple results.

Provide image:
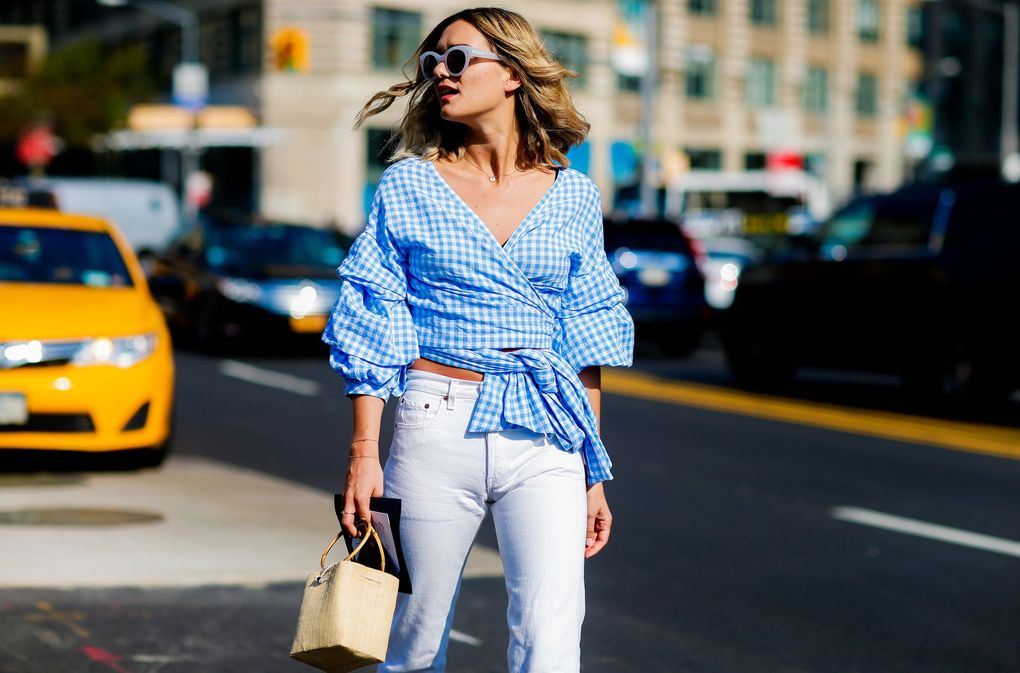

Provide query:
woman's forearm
left=349, top=394, right=386, bottom=456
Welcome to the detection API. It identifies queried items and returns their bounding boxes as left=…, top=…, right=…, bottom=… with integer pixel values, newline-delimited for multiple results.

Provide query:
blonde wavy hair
left=355, top=7, right=590, bottom=169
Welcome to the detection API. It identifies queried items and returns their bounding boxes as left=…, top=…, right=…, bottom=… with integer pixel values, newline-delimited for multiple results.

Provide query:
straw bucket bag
left=290, top=525, right=399, bottom=672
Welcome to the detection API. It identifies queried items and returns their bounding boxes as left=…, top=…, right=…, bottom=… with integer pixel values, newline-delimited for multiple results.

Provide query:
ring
left=339, top=511, right=354, bottom=516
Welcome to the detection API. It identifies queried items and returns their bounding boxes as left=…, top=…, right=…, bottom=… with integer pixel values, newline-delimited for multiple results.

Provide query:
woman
left=324, top=7, right=634, bottom=672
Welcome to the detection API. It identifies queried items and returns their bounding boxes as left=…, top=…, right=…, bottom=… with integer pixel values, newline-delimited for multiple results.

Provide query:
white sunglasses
left=419, top=45, right=503, bottom=80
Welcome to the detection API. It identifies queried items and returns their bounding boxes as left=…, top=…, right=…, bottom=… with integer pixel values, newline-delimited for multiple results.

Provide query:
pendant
left=489, top=176, right=496, bottom=182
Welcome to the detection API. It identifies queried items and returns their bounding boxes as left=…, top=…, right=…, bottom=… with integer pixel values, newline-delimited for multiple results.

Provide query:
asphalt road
left=2, top=338, right=1020, bottom=673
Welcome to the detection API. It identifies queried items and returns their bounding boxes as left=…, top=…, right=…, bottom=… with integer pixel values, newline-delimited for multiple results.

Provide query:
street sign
left=172, top=63, right=208, bottom=110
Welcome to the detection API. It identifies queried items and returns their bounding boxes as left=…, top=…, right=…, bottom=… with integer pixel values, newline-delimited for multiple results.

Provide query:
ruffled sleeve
left=553, top=186, right=635, bottom=372
left=322, top=188, right=419, bottom=399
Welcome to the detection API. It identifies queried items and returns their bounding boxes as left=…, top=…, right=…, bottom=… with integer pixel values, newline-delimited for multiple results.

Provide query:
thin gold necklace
left=463, top=154, right=521, bottom=182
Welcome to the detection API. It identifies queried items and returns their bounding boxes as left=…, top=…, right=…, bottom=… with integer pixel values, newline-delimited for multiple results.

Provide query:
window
left=744, top=152, right=767, bottom=170
left=0, top=42, right=29, bottom=78
left=688, top=0, right=717, bottom=16
left=542, top=30, right=589, bottom=86
left=907, top=5, right=924, bottom=49
left=805, top=152, right=827, bottom=177
left=745, top=58, right=777, bottom=107
left=366, top=128, right=397, bottom=184
left=750, top=0, right=778, bottom=26
left=372, top=8, right=421, bottom=70
left=684, top=45, right=715, bottom=99
left=235, top=7, right=263, bottom=75
left=0, top=228, right=133, bottom=286
left=685, top=148, right=722, bottom=169
left=807, top=0, right=829, bottom=35
left=803, top=66, right=828, bottom=114
left=617, top=74, right=642, bottom=92
left=857, top=0, right=880, bottom=42
left=855, top=73, right=878, bottom=117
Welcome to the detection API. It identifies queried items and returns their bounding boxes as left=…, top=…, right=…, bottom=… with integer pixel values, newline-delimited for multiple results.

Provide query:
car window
left=866, top=199, right=939, bottom=247
left=819, top=194, right=939, bottom=259
left=205, top=225, right=348, bottom=278
left=603, top=220, right=693, bottom=253
left=0, top=225, right=133, bottom=287
left=819, top=200, right=874, bottom=258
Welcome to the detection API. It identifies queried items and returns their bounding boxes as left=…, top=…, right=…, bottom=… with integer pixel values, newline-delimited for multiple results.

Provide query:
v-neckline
left=426, top=159, right=562, bottom=252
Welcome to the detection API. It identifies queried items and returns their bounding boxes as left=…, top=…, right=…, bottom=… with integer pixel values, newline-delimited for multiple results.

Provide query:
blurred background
left=2, top=2, right=1020, bottom=673
left=1, top=0, right=1015, bottom=225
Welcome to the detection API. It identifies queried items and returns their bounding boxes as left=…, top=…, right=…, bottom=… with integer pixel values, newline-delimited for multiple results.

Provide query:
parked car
left=699, top=236, right=765, bottom=312
left=18, top=177, right=183, bottom=266
left=0, top=202, right=175, bottom=464
left=719, top=181, right=1020, bottom=407
left=149, top=219, right=351, bottom=348
left=603, top=216, right=707, bottom=356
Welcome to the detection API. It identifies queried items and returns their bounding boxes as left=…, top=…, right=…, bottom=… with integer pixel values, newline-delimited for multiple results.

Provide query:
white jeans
left=379, top=369, right=588, bottom=673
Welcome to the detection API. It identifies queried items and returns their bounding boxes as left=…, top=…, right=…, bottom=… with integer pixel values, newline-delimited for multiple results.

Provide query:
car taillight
left=685, top=234, right=708, bottom=274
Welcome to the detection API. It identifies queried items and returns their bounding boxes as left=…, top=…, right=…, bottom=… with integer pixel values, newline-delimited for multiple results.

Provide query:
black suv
left=720, top=181, right=1020, bottom=407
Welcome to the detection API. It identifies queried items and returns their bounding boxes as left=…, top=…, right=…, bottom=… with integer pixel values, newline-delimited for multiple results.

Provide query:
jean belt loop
left=446, top=379, right=458, bottom=410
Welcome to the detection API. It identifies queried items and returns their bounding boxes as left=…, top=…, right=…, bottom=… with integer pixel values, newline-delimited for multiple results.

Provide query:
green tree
left=0, top=39, right=154, bottom=147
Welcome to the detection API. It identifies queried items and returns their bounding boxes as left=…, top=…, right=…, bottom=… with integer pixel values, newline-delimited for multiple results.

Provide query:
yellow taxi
left=0, top=205, right=175, bottom=463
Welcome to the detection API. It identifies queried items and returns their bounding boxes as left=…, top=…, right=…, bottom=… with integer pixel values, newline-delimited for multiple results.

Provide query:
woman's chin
left=439, top=106, right=462, bottom=122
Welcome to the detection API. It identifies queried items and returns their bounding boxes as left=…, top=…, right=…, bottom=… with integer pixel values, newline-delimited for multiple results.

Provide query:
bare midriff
left=409, top=348, right=525, bottom=383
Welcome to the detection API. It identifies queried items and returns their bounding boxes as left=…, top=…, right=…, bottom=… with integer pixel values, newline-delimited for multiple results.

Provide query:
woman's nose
left=433, top=59, right=451, bottom=79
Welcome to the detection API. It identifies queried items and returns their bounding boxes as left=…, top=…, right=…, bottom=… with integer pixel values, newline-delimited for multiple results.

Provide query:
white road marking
left=832, top=506, right=1020, bottom=559
left=450, top=630, right=482, bottom=646
left=220, top=360, right=320, bottom=397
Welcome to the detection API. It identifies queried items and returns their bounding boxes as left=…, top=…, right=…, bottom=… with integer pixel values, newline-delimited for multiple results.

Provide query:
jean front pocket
left=394, top=389, right=443, bottom=429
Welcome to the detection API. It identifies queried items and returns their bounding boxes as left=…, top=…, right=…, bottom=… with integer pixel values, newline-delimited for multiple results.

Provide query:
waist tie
left=418, top=346, right=613, bottom=484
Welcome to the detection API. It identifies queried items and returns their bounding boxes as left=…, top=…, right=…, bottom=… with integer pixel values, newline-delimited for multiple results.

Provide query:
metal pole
left=639, top=0, right=658, bottom=218
left=1000, top=1, right=1019, bottom=175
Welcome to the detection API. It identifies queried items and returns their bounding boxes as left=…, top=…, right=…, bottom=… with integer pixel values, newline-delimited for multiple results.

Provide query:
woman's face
left=429, top=20, right=518, bottom=124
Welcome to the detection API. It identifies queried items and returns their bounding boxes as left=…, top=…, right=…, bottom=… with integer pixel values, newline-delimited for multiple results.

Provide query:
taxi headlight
left=72, top=334, right=158, bottom=368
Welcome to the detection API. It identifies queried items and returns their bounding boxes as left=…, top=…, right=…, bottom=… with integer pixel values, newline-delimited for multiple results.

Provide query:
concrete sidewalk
left=0, top=456, right=502, bottom=588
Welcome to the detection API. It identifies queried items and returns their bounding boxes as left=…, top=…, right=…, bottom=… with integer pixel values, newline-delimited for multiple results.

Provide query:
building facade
left=1, top=0, right=925, bottom=229
left=262, top=0, right=924, bottom=232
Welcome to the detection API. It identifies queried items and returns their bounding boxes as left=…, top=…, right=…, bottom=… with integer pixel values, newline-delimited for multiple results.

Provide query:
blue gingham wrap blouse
left=323, top=158, right=634, bottom=484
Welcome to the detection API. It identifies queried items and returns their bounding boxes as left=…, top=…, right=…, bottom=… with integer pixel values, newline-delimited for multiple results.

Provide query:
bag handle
left=319, top=524, right=386, bottom=573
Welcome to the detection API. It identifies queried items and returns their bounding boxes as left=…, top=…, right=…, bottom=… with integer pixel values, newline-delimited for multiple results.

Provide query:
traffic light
left=270, top=27, right=310, bottom=74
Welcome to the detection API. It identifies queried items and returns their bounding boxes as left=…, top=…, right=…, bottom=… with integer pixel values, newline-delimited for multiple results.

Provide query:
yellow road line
left=603, top=369, right=1020, bottom=461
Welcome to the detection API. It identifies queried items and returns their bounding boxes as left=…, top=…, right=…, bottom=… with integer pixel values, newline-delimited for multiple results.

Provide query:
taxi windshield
left=0, top=225, right=133, bottom=287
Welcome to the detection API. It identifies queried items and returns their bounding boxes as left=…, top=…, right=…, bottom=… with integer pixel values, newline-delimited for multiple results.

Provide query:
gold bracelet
left=350, top=438, right=379, bottom=444
left=348, top=454, right=379, bottom=459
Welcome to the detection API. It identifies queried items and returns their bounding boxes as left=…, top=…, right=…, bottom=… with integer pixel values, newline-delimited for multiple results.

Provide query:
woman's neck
left=463, top=122, right=521, bottom=176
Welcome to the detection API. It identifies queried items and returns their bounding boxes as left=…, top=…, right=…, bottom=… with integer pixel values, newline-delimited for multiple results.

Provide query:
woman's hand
left=341, top=450, right=384, bottom=537
left=343, top=395, right=386, bottom=537
left=585, top=481, right=612, bottom=559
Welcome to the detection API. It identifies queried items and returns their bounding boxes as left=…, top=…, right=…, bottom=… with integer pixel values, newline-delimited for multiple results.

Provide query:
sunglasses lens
left=446, top=48, right=467, bottom=75
left=421, top=54, right=439, bottom=78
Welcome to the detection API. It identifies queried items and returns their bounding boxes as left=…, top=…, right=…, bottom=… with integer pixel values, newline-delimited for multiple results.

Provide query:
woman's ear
left=504, top=68, right=522, bottom=93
